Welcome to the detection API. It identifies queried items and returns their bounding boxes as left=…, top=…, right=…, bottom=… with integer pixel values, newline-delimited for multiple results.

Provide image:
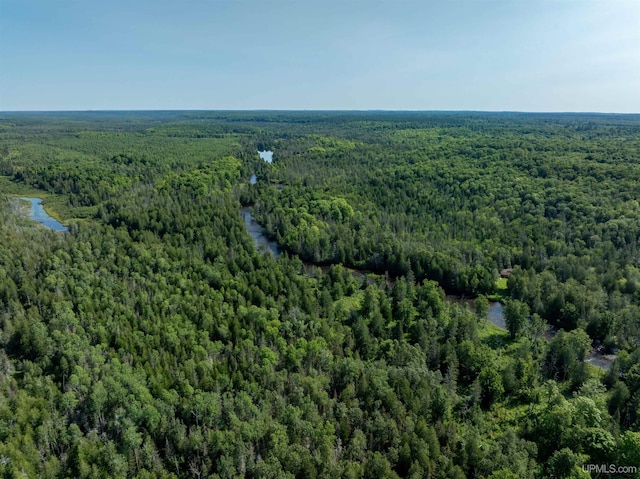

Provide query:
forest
left=0, top=110, right=639, bottom=478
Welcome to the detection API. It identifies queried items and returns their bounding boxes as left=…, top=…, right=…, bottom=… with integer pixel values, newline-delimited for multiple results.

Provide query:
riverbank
left=243, top=166, right=615, bottom=370
left=17, top=197, right=68, bottom=231
left=242, top=196, right=614, bottom=370
left=240, top=200, right=510, bottom=328
left=0, top=176, right=95, bottom=221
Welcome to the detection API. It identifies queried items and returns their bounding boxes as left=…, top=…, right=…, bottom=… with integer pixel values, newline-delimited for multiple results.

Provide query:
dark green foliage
left=0, top=111, right=638, bottom=477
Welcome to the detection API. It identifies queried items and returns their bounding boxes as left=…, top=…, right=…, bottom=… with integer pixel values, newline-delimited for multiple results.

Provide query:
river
left=241, top=207, right=279, bottom=257
left=19, top=197, right=68, bottom=232
left=241, top=182, right=507, bottom=328
left=242, top=167, right=615, bottom=369
left=243, top=165, right=506, bottom=326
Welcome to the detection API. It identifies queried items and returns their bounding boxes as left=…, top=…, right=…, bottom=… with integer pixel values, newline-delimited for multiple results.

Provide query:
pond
left=19, top=197, right=68, bottom=232
left=258, top=151, right=273, bottom=163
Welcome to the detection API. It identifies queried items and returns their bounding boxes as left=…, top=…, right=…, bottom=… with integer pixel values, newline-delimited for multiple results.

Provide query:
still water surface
left=258, top=151, right=273, bottom=163
left=20, top=197, right=68, bottom=232
left=241, top=207, right=279, bottom=257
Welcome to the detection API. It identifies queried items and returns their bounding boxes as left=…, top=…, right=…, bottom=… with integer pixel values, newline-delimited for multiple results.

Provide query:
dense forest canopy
left=0, top=111, right=639, bottom=478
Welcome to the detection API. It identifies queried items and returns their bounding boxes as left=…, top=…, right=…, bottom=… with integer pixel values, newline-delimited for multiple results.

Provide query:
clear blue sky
left=1, top=0, right=638, bottom=112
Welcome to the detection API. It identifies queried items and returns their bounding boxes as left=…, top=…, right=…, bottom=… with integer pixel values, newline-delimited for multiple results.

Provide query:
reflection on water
left=585, top=353, right=616, bottom=371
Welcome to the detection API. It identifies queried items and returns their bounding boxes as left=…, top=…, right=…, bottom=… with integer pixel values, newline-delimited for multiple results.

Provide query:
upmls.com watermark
left=582, top=464, right=638, bottom=475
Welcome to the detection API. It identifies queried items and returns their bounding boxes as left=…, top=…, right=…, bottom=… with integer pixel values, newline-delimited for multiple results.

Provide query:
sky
left=1, top=0, right=639, bottom=112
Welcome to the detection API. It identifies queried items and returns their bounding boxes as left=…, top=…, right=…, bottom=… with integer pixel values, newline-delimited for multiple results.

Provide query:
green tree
left=504, top=300, right=530, bottom=339
left=475, top=295, right=489, bottom=320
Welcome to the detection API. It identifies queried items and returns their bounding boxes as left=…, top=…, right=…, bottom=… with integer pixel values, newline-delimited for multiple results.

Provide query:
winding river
left=241, top=207, right=279, bottom=257
left=242, top=169, right=506, bottom=321
left=242, top=164, right=614, bottom=370
left=241, top=180, right=507, bottom=327
left=19, top=197, right=68, bottom=232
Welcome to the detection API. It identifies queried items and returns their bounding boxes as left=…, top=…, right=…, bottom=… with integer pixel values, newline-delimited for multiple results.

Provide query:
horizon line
left=1, top=108, right=639, bottom=115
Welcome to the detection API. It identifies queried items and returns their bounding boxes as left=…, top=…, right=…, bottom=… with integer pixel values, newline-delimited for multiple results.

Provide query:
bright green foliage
left=504, top=299, right=530, bottom=339
left=474, top=295, right=489, bottom=320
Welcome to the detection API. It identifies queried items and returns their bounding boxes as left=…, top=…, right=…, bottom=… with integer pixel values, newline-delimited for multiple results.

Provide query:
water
left=446, top=295, right=506, bottom=329
left=585, top=353, right=616, bottom=371
left=240, top=184, right=505, bottom=324
left=488, top=302, right=505, bottom=328
left=20, top=197, right=68, bottom=231
left=239, top=204, right=507, bottom=330
left=240, top=204, right=376, bottom=285
left=258, top=150, right=273, bottom=163
left=241, top=207, right=279, bottom=257
left=237, top=205, right=613, bottom=370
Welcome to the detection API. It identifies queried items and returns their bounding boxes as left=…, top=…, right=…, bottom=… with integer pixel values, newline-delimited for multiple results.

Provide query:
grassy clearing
left=487, top=277, right=510, bottom=302
left=479, top=319, right=510, bottom=349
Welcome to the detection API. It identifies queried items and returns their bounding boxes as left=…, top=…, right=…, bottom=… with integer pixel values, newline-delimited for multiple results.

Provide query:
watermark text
left=582, top=464, right=638, bottom=475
